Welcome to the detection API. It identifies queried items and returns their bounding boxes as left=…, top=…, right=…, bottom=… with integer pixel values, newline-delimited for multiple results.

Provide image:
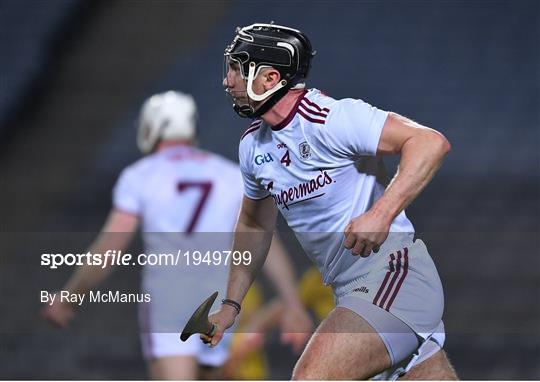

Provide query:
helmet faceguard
left=224, top=23, right=315, bottom=118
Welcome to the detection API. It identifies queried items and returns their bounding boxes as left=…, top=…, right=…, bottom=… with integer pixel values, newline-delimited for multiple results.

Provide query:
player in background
left=41, top=91, right=312, bottom=380
left=202, top=23, right=458, bottom=380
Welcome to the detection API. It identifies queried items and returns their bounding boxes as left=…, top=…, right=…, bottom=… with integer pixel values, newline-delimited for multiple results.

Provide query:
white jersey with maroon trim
left=113, top=145, right=243, bottom=246
left=238, top=88, right=415, bottom=287
left=113, top=145, right=241, bottom=361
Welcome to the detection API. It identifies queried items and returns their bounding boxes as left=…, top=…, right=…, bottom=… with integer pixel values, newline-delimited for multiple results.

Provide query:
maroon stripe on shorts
left=384, top=248, right=409, bottom=311
left=372, top=253, right=396, bottom=306
left=378, top=251, right=402, bottom=309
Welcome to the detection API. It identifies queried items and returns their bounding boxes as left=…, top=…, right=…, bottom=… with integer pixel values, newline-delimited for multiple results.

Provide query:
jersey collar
left=270, top=89, right=308, bottom=131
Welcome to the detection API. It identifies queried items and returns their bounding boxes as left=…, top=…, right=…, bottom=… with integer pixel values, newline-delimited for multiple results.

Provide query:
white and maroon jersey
left=113, top=145, right=243, bottom=253
left=239, top=88, right=415, bottom=288
left=114, top=145, right=243, bottom=336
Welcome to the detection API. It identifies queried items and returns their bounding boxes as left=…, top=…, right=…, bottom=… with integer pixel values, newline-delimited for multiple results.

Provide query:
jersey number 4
left=177, top=181, right=213, bottom=234
left=280, top=150, right=291, bottom=166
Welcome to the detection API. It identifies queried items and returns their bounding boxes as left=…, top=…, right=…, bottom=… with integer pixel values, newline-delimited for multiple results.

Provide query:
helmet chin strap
left=246, top=62, right=287, bottom=101
left=233, top=103, right=254, bottom=118
left=230, top=63, right=291, bottom=119
left=239, top=85, right=290, bottom=119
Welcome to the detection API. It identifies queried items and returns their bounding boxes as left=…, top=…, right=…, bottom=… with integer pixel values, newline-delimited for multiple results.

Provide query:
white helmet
left=137, top=91, right=197, bottom=154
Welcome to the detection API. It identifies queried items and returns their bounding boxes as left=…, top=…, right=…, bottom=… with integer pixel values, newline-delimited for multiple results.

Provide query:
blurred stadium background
left=0, top=0, right=538, bottom=379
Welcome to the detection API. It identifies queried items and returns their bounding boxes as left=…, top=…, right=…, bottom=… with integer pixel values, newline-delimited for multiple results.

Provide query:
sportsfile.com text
left=40, top=250, right=252, bottom=269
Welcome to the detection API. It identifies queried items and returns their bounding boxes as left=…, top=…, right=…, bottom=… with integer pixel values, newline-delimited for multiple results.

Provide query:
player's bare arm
left=262, top=236, right=302, bottom=310
left=41, top=209, right=139, bottom=328
left=64, top=209, right=138, bottom=294
left=201, top=195, right=277, bottom=347
left=229, top=195, right=277, bottom=303
left=262, top=236, right=314, bottom=351
left=345, top=113, right=451, bottom=256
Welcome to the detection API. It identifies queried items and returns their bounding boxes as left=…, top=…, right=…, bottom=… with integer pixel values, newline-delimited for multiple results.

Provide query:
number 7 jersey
left=238, top=88, right=415, bottom=287
left=113, top=145, right=243, bottom=235
left=113, top=145, right=243, bottom=340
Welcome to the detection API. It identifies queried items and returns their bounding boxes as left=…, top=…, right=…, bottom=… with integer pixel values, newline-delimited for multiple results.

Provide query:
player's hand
left=40, top=292, right=75, bottom=328
left=200, top=304, right=238, bottom=347
left=344, top=210, right=391, bottom=257
left=279, top=304, right=313, bottom=354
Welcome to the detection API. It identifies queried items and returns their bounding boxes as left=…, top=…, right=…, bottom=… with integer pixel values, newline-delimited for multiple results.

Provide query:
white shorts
left=334, top=239, right=445, bottom=379
left=139, top=331, right=232, bottom=366
left=138, top=299, right=233, bottom=366
left=138, top=262, right=230, bottom=365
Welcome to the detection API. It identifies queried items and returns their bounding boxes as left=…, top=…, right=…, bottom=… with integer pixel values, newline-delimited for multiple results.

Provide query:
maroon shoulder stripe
left=240, top=121, right=262, bottom=140
left=271, top=89, right=308, bottom=131
left=240, top=125, right=260, bottom=140
left=302, top=97, right=330, bottom=113
left=373, top=253, right=396, bottom=306
left=299, top=100, right=328, bottom=118
left=378, top=251, right=403, bottom=309
left=384, top=248, right=409, bottom=311
left=298, top=109, right=326, bottom=124
left=248, top=119, right=262, bottom=128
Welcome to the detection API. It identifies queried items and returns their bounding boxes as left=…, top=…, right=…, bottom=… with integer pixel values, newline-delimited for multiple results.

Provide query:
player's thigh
left=400, top=350, right=458, bottom=380
left=147, top=355, right=198, bottom=380
left=292, top=306, right=391, bottom=380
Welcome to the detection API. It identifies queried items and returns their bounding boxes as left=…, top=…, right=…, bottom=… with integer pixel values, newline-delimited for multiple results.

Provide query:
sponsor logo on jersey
left=277, top=143, right=288, bottom=149
left=299, top=141, right=311, bottom=159
left=270, top=169, right=334, bottom=210
left=254, top=153, right=274, bottom=165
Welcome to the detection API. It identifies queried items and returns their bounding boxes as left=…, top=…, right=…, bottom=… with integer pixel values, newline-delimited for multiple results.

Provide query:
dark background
left=0, top=0, right=538, bottom=379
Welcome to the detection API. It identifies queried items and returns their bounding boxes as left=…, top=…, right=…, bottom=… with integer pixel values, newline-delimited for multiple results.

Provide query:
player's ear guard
left=180, top=291, right=218, bottom=342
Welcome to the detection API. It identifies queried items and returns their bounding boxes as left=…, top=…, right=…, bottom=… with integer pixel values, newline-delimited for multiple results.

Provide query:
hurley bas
left=42, top=290, right=151, bottom=306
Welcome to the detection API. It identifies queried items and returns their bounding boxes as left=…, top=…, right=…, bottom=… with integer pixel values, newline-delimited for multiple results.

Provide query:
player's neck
left=156, top=140, right=193, bottom=151
left=261, top=89, right=305, bottom=127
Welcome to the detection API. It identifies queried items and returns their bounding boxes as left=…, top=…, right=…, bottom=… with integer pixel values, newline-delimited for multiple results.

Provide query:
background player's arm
left=345, top=112, right=451, bottom=256
left=41, top=209, right=139, bottom=327
left=64, top=209, right=139, bottom=294
left=263, top=236, right=303, bottom=312
left=261, top=236, right=314, bottom=351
